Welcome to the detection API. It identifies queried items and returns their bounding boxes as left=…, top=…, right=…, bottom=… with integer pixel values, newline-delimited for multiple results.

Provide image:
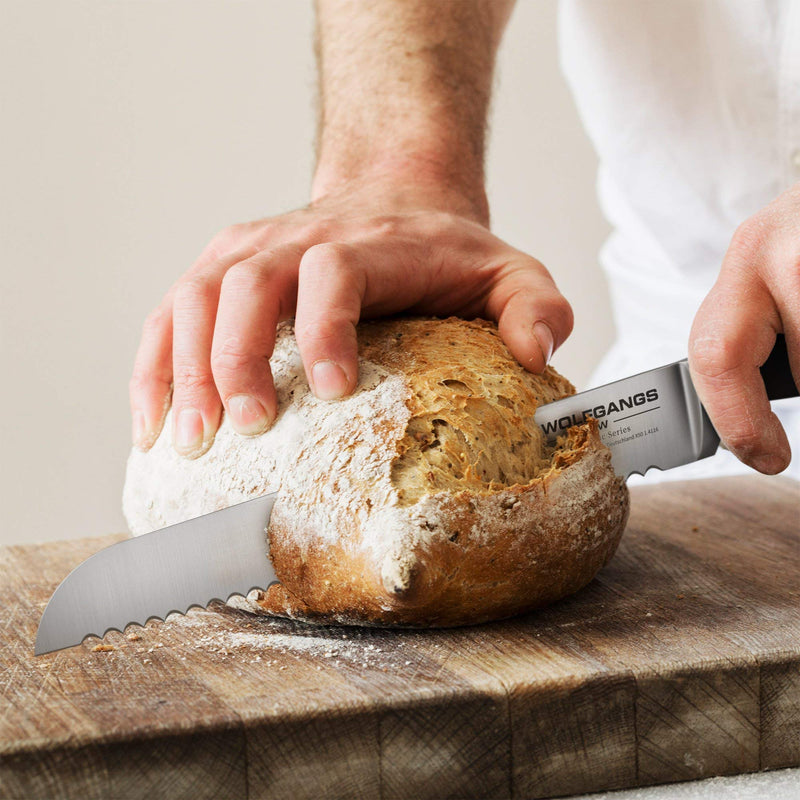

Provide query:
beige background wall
left=1, top=0, right=612, bottom=546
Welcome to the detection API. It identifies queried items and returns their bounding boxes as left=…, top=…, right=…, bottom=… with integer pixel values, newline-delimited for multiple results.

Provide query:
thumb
left=487, top=259, right=574, bottom=374
left=688, top=273, right=790, bottom=474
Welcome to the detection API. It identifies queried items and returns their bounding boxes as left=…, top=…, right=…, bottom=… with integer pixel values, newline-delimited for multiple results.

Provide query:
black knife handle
left=761, top=334, right=798, bottom=401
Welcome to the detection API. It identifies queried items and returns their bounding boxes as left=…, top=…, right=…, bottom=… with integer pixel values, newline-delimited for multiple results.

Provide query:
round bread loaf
left=123, top=317, right=629, bottom=627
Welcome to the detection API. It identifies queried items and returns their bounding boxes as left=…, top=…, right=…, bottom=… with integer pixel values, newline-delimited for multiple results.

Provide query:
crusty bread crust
left=123, top=317, right=629, bottom=628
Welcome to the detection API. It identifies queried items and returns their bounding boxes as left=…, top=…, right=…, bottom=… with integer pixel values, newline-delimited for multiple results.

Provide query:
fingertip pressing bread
left=123, top=317, right=629, bottom=627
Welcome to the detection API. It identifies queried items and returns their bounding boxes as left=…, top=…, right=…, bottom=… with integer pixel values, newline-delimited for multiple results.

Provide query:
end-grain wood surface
left=1, top=476, right=798, bottom=800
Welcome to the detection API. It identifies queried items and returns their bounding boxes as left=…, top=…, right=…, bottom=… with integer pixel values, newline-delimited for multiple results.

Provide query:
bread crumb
left=126, top=632, right=142, bottom=641
left=92, top=644, right=116, bottom=652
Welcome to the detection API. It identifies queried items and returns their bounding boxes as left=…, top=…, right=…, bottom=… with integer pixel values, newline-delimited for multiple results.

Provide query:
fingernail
left=311, top=360, right=349, bottom=400
left=132, top=411, right=149, bottom=450
left=174, top=408, right=204, bottom=455
left=227, top=394, right=271, bottom=435
left=533, top=321, right=554, bottom=366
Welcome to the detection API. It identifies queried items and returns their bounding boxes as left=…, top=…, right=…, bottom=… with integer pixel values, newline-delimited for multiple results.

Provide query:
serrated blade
left=35, top=493, right=278, bottom=655
left=534, top=360, right=720, bottom=479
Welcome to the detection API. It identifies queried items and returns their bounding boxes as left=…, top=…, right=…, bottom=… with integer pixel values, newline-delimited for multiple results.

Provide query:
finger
left=295, top=243, right=367, bottom=400
left=170, top=272, right=225, bottom=459
left=129, top=301, right=174, bottom=450
left=170, top=240, right=271, bottom=456
left=128, top=229, right=261, bottom=454
left=211, top=244, right=302, bottom=435
left=485, top=257, right=574, bottom=374
left=688, top=274, right=791, bottom=474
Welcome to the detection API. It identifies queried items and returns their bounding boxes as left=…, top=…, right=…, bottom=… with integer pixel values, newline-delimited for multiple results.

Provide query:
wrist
left=312, top=151, right=489, bottom=226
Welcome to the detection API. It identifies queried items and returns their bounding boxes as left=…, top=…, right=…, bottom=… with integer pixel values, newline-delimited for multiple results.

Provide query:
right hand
left=129, top=179, right=573, bottom=458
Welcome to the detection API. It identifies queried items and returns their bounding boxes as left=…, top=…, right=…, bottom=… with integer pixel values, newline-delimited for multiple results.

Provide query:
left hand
left=689, top=183, right=800, bottom=474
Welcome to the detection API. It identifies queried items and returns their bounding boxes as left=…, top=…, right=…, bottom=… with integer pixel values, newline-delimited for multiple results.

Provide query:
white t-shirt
left=558, top=0, right=800, bottom=481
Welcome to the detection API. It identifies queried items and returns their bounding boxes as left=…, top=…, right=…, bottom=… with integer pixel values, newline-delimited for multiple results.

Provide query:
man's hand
left=129, top=180, right=572, bottom=457
left=129, top=0, right=575, bottom=458
left=689, top=183, right=800, bottom=474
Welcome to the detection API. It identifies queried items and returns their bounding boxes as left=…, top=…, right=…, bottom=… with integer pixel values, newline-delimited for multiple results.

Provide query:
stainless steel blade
left=534, top=360, right=720, bottom=479
left=35, top=493, right=278, bottom=655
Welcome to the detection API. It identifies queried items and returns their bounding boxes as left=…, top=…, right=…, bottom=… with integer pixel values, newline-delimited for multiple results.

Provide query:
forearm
left=312, top=0, right=515, bottom=223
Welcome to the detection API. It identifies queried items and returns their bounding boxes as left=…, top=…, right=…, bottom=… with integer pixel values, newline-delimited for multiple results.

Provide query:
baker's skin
left=129, top=0, right=798, bottom=474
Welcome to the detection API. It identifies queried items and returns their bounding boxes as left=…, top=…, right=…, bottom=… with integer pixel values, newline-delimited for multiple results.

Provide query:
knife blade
left=534, top=334, right=797, bottom=479
left=35, top=493, right=278, bottom=655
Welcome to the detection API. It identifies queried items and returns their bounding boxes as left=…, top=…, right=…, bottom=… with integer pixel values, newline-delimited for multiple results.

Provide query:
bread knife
left=35, top=493, right=279, bottom=655
left=35, top=337, right=796, bottom=655
left=535, top=334, right=797, bottom=479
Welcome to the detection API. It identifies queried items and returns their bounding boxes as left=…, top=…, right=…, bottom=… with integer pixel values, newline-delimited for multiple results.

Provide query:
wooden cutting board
left=1, top=476, right=798, bottom=800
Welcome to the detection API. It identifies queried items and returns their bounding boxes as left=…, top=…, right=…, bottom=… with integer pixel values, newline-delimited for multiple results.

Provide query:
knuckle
left=728, top=217, right=767, bottom=262
left=210, top=338, right=257, bottom=379
left=172, top=362, right=215, bottom=395
left=248, top=220, right=281, bottom=246
left=203, top=224, right=247, bottom=260
left=414, top=210, right=466, bottom=244
left=130, top=363, right=156, bottom=388
left=503, top=253, right=554, bottom=284
left=436, top=210, right=468, bottom=234
left=173, top=276, right=216, bottom=310
left=128, top=371, right=150, bottom=396
left=556, top=296, right=575, bottom=338
left=221, top=259, right=268, bottom=294
left=220, top=261, right=254, bottom=290
left=294, top=317, right=344, bottom=349
left=214, top=224, right=243, bottom=247
left=527, top=255, right=556, bottom=284
left=689, top=335, right=739, bottom=380
left=503, top=258, right=574, bottom=337
left=141, top=305, right=170, bottom=338
left=300, top=242, right=354, bottom=275
left=363, top=213, right=405, bottom=238
left=301, top=219, right=333, bottom=242
left=422, top=209, right=455, bottom=229
left=128, top=370, right=171, bottom=400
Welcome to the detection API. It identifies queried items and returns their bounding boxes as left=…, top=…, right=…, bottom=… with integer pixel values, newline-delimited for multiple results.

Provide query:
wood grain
left=0, top=476, right=798, bottom=799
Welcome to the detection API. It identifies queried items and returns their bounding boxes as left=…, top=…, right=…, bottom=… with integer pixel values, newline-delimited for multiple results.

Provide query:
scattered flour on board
left=158, top=606, right=424, bottom=671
